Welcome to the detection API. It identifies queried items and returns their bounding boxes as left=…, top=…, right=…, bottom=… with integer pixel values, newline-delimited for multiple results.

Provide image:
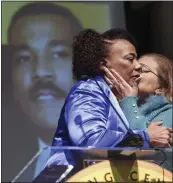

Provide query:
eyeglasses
left=140, top=63, right=160, bottom=78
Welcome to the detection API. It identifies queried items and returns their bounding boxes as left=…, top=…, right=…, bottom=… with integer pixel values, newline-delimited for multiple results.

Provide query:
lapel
left=95, top=76, right=129, bottom=129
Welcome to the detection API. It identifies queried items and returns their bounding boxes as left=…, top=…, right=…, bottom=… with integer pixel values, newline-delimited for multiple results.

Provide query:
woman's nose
left=134, top=60, right=142, bottom=72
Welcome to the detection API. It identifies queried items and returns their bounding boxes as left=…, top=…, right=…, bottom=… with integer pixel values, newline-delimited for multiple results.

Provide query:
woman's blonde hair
left=141, top=53, right=172, bottom=103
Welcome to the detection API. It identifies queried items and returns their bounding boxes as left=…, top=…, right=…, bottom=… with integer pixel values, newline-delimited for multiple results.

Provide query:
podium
left=11, top=147, right=172, bottom=182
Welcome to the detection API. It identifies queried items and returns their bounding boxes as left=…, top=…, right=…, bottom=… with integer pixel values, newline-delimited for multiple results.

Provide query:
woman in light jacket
left=103, top=53, right=172, bottom=130
left=102, top=53, right=172, bottom=170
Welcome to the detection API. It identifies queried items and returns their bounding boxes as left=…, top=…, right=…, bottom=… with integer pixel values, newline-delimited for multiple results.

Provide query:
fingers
left=168, top=128, right=173, bottom=133
left=102, top=66, right=122, bottom=84
left=110, top=68, right=126, bottom=84
left=162, top=127, right=173, bottom=134
left=148, top=123, right=173, bottom=148
left=169, top=132, right=173, bottom=139
left=164, top=133, right=170, bottom=141
left=100, top=65, right=106, bottom=71
left=168, top=143, right=171, bottom=148
left=159, top=131, right=172, bottom=147
left=151, top=121, right=163, bottom=126
left=104, top=76, right=113, bottom=86
left=102, top=66, right=131, bottom=88
left=103, top=67, right=117, bottom=82
left=103, top=67, right=120, bottom=87
left=110, top=69, right=130, bottom=88
left=152, top=138, right=171, bottom=148
left=152, top=141, right=170, bottom=148
left=168, top=132, right=173, bottom=145
left=150, top=121, right=173, bottom=134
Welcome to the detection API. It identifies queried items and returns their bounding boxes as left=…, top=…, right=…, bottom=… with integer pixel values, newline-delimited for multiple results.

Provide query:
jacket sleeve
left=65, top=83, right=126, bottom=147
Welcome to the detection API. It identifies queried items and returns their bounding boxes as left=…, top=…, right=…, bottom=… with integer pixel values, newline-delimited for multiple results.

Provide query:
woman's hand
left=101, top=66, right=138, bottom=100
left=147, top=121, right=173, bottom=147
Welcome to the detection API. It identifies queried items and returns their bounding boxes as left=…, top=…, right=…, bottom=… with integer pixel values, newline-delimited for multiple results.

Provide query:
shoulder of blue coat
left=64, top=76, right=111, bottom=105
left=70, top=76, right=110, bottom=95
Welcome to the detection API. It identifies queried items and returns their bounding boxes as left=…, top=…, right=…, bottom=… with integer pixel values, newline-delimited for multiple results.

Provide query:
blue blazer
left=51, top=76, right=150, bottom=147
left=47, top=76, right=150, bottom=166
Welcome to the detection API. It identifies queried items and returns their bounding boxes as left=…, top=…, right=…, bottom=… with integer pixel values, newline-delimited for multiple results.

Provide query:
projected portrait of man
left=3, top=2, right=83, bottom=181
left=8, top=2, right=82, bottom=139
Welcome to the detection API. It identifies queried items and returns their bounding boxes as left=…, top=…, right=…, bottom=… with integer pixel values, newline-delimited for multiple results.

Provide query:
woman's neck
left=137, top=95, right=149, bottom=106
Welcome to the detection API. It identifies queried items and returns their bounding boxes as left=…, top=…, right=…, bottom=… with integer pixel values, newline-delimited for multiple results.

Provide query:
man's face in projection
left=10, top=14, right=77, bottom=129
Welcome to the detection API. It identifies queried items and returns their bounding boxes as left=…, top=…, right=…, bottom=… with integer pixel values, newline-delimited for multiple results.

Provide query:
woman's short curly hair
left=72, top=29, right=107, bottom=81
left=72, top=28, right=137, bottom=81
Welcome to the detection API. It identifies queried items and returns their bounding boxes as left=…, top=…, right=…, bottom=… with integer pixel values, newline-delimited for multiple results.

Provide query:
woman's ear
left=100, top=59, right=108, bottom=74
left=100, top=58, right=112, bottom=74
left=102, top=58, right=112, bottom=68
left=100, top=58, right=107, bottom=68
left=155, top=88, right=165, bottom=95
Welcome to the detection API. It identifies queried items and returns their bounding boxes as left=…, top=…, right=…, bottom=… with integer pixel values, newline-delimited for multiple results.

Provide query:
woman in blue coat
left=47, top=29, right=172, bottom=167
